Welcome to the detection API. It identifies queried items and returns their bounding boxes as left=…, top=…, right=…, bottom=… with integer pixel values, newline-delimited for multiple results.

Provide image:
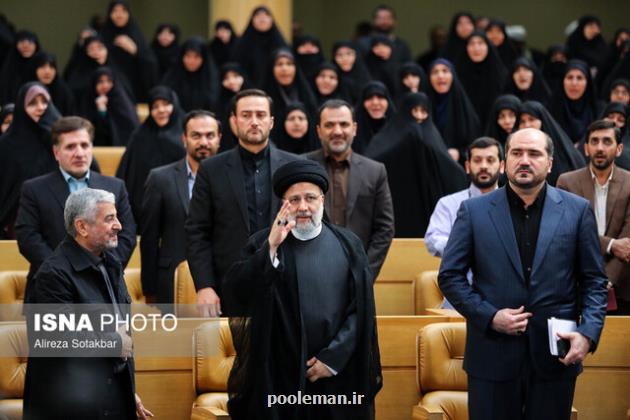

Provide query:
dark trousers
left=611, top=298, right=630, bottom=315
left=468, top=359, right=576, bottom=420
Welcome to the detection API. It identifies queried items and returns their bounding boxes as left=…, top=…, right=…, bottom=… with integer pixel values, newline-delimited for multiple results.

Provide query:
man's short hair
left=466, top=137, right=504, bottom=161
left=505, top=130, right=554, bottom=158
left=183, top=110, right=222, bottom=134
left=587, top=119, right=621, bottom=144
left=230, top=88, right=273, bottom=117
left=64, top=188, right=115, bottom=237
left=51, top=116, right=94, bottom=146
left=317, top=99, right=355, bottom=125
left=373, top=4, right=395, bottom=18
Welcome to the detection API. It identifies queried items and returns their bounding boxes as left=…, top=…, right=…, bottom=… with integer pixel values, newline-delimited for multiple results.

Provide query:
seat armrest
left=191, top=406, right=230, bottom=420
left=412, top=404, right=444, bottom=420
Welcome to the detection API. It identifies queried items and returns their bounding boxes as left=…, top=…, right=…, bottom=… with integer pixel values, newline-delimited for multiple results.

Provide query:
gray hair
left=64, top=188, right=115, bottom=236
left=505, top=129, right=554, bottom=159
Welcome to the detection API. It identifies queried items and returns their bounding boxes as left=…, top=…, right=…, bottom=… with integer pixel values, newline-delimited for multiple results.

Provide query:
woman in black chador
left=353, top=81, right=396, bottom=154
left=395, top=62, right=429, bottom=105
left=485, top=94, right=521, bottom=145
left=518, top=100, right=585, bottom=185
left=485, top=19, right=519, bottom=69
left=100, top=0, right=158, bottom=101
left=505, top=57, right=552, bottom=107
left=161, top=37, right=219, bottom=112
left=0, top=30, right=40, bottom=103
left=566, top=15, right=609, bottom=76
left=455, top=31, right=507, bottom=125
left=0, top=82, right=60, bottom=238
left=312, top=62, right=351, bottom=105
left=332, top=40, right=372, bottom=104
left=231, top=6, right=287, bottom=87
left=551, top=59, right=603, bottom=145
left=293, top=35, right=325, bottom=85
left=365, top=92, right=467, bottom=237
left=27, top=51, right=75, bottom=115
left=440, top=12, right=475, bottom=61
left=273, top=102, right=319, bottom=155
left=365, top=35, right=399, bottom=97
left=116, top=86, right=185, bottom=223
left=209, top=20, right=238, bottom=69
left=151, top=23, right=180, bottom=80
left=427, top=58, right=480, bottom=163
left=79, top=66, right=139, bottom=147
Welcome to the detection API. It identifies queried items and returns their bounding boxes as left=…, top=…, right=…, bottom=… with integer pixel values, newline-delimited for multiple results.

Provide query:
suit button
left=527, top=267, right=531, bottom=272
left=107, top=378, right=112, bottom=385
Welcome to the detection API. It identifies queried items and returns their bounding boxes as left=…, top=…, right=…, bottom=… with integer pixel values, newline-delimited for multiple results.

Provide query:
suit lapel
left=579, top=168, right=595, bottom=207
left=225, top=149, right=249, bottom=230
left=174, top=159, right=190, bottom=214
left=489, top=190, right=525, bottom=281
left=47, top=170, right=71, bottom=209
left=605, top=169, right=622, bottom=232
left=531, top=187, right=564, bottom=276
left=345, top=153, right=362, bottom=220
left=311, top=150, right=332, bottom=217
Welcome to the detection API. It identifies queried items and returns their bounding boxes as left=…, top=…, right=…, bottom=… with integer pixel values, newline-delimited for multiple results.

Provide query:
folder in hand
left=548, top=317, right=577, bottom=357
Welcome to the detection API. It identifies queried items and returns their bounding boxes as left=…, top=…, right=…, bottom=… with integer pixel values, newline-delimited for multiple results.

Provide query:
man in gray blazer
left=305, top=99, right=394, bottom=278
left=140, top=110, right=221, bottom=303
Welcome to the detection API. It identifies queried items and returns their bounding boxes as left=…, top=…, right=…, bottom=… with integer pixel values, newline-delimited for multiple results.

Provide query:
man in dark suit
left=140, top=110, right=221, bottom=304
left=557, top=119, right=630, bottom=314
left=185, top=89, right=300, bottom=317
left=15, top=116, right=136, bottom=303
left=305, top=99, right=394, bottom=277
left=439, top=128, right=607, bottom=420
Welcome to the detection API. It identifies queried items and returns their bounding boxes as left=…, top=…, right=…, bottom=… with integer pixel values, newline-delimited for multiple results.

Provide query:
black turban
left=272, top=160, right=329, bottom=197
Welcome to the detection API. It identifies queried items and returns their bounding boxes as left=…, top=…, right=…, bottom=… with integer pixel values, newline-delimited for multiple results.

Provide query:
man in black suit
left=15, top=116, right=136, bottom=303
left=185, top=89, right=300, bottom=316
left=305, top=99, right=394, bottom=277
left=140, top=110, right=221, bottom=303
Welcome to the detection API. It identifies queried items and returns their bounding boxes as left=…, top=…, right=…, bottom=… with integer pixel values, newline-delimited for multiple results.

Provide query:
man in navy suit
left=439, top=128, right=607, bottom=420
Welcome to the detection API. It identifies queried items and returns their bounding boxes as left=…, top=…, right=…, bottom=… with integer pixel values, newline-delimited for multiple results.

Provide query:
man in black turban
left=224, top=159, right=382, bottom=420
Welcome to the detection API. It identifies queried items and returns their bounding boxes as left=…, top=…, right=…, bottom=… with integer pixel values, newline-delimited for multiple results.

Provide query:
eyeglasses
left=284, top=193, right=322, bottom=206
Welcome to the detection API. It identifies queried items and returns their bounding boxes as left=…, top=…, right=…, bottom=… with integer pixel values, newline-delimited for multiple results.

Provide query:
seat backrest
left=417, top=322, right=467, bottom=394
left=174, top=261, right=198, bottom=317
left=413, top=270, right=444, bottom=314
left=123, top=268, right=145, bottom=303
left=0, top=271, right=27, bottom=321
left=0, top=322, right=27, bottom=399
left=193, top=320, right=235, bottom=393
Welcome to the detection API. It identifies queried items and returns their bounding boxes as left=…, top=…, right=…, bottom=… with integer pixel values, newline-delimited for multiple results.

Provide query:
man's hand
left=117, top=325, right=133, bottom=360
left=557, top=331, right=591, bottom=366
left=491, top=306, right=533, bottom=335
left=268, top=200, right=296, bottom=257
left=306, top=357, right=333, bottom=383
left=447, top=148, right=460, bottom=162
left=196, top=287, right=221, bottom=317
left=611, top=238, right=630, bottom=262
left=114, top=34, right=138, bottom=55
left=135, top=393, right=154, bottom=419
left=95, top=95, right=108, bottom=112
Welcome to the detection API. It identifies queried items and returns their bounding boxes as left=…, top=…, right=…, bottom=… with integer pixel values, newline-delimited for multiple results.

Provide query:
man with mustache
left=557, top=119, right=630, bottom=314
left=186, top=89, right=300, bottom=316
left=15, top=116, right=136, bottom=304
left=305, top=99, right=394, bottom=278
left=224, top=160, right=381, bottom=419
left=439, top=128, right=607, bottom=420
left=140, top=110, right=220, bottom=305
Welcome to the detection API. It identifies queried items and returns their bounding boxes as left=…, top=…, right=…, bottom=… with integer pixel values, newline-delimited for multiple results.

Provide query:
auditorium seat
left=124, top=268, right=145, bottom=303
left=0, top=322, right=27, bottom=420
left=0, top=271, right=26, bottom=321
left=136, top=103, right=149, bottom=123
left=413, top=270, right=444, bottom=314
left=92, top=146, right=126, bottom=177
left=174, top=261, right=198, bottom=317
left=191, top=320, right=235, bottom=420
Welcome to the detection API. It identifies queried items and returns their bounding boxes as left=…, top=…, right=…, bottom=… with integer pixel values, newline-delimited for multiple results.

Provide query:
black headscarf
left=161, top=37, right=219, bottom=112
left=312, top=62, right=352, bottom=105
left=116, top=86, right=185, bottom=223
left=151, top=23, right=180, bottom=80
left=332, top=40, right=372, bottom=103
left=364, top=34, right=399, bottom=96
left=272, top=102, right=319, bottom=155
left=365, top=92, right=467, bottom=237
left=63, top=28, right=97, bottom=82
left=0, top=103, right=14, bottom=134
left=0, top=82, right=60, bottom=238
left=100, top=0, right=158, bottom=101
left=505, top=56, right=552, bottom=107
left=603, top=102, right=630, bottom=170
left=293, top=35, right=325, bottom=84
left=231, top=6, right=288, bottom=87
left=485, top=19, right=519, bottom=69
left=427, top=58, right=481, bottom=156
left=601, top=41, right=630, bottom=102
left=518, top=100, right=586, bottom=185
left=485, top=94, right=521, bottom=145
left=541, top=44, right=568, bottom=96
left=0, top=15, right=14, bottom=67
left=27, top=51, right=75, bottom=115
left=456, top=31, right=508, bottom=124
left=79, top=66, right=139, bottom=146
left=216, top=62, right=249, bottom=153
left=607, top=78, right=630, bottom=105
left=209, top=20, right=238, bottom=69
left=354, top=81, right=396, bottom=153
left=0, top=30, right=40, bottom=103
left=395, top=62, right=429, bottom=104
left=566, top=15, right=609, bottom=74
left=598, top=28, right=630, bottom=91
left=551, top=59, right=603, bottom=143
left=262, top=48, right=318, bottom=140
left=440, top=12, right=475, bottom=61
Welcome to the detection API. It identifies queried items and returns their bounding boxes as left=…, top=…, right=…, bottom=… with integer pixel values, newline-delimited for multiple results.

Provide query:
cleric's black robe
left=224, top=223, right=382, bottom=420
